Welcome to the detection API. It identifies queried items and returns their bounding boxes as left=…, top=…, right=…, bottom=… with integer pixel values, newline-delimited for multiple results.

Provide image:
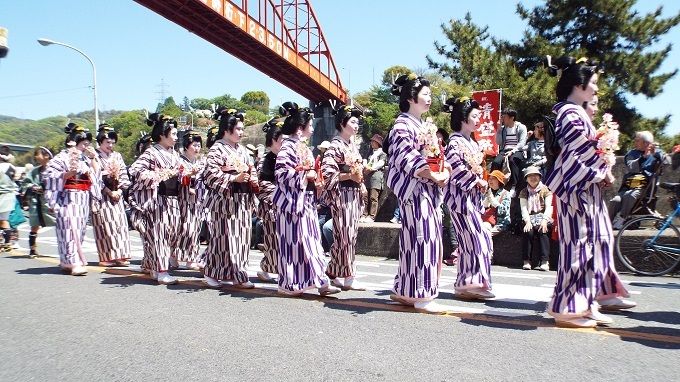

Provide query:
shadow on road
left=15, top=265, right=65, bottom=276
left=614, top=309, right=680, bottom=326
left=603, top=325, right=680, bottom=349
left=628, top=281, right=680, bottom=290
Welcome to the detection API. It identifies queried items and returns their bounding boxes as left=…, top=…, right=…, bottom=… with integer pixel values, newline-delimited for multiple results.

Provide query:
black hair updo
left=391, top=73, right=431, bottom=113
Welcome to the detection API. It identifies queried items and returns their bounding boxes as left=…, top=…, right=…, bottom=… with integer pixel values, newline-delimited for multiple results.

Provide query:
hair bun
left=212, top=106, right=230, bottom=121
left=146, top=112, right=162, bottom=127
left=442, top=97, right=457, bottom=113
left=279, top=101, right=298, bottom=117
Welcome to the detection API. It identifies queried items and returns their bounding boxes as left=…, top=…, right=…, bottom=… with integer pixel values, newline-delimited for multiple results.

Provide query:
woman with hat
left=545, top=55, right=633, bottom=328
left=91, top=123, right=132, bottom=267
left=519, top=166, right=552, bottom=271
left=43, top=123, right=101, bottom=276
left=481, top=170, right=511, bottom=235
left=175, top=130, right=204, bottom=270
left=21, top=146, right=56, bottom=257
left=386, top=74, right=451, bottom=313
left=201, top=108, right=257, bottom=289
left=443, top=97, right=495, bottom=300
left=322, top=104, right=366, bottom=290
left=255, top=119, right=284, bottom=282
left=272, top=102, right=340, bottom=297
left=128, top=113, right=184, bottom=285
left=361, top=133, right=386, bottom=223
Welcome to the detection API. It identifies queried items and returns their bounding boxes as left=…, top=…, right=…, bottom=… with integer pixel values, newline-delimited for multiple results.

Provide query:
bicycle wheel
left=615, top=216, right=680, bottom=276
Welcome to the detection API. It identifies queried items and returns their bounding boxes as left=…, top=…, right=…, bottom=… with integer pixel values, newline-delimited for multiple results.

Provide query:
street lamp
left=37, top=38, right=99, bottom=129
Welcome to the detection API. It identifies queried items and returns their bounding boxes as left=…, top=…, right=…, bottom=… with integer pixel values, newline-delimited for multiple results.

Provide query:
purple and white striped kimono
left=444, top=133, right=493, bottom=293
left=43, top=149, right=102, bottom=269
left=387, top=113, right=443, bottom=302
left=175, top=155, right=206, bottom=265
left=128, top=144, right=184, bottom=273
left=273, top=136, right=330, bottom=292
left=322, top=136, right=364, bottom=279
left=202, top=140, right=255, bottom=283
left=256, top=151, right=279, bottom=274
left=545, top=101, right=629, bottom=320
left=91, top=149, right=131, bottom=263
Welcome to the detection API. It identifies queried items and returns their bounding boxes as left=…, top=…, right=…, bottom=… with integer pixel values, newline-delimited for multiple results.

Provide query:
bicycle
left=614, top=182, right=680, bottom=276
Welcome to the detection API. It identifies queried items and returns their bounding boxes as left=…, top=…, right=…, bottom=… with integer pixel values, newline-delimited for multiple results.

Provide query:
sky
left=1, top=0, right=680, bottom=133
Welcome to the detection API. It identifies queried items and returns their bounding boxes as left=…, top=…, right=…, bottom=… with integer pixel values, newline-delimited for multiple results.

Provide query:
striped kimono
left=202, top=140, right=255, bottom=283
left=43, top=149, right=102, bottom=269
left=273, top=136, right=330, bottom=292
left=386, top=113, right=443, bottom=302
left=91, top=149, right=131, bottom=262
left=444, top=133, right=493, bottom=293
left=322, top=136, right=364, bottom=278
left=128, top=144, right=184, bottom=273
left=175, top=155, right=206, bottom=265
left=545, top=102, right=629, bottom=320
left=257, top=151, right=278, bottom=274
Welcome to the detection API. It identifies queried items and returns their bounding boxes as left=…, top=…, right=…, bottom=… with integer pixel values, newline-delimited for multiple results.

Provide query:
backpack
left=543, top=115, right=560, bottom=174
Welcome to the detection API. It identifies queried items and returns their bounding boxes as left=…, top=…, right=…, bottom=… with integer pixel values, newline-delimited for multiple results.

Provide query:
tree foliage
left=241, top=91, right=270, bottom=113
left=427, top=3, right=680, bottom=151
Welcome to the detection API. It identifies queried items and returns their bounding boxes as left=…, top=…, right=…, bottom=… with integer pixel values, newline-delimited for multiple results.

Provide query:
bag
left=481, top=207, right=497, bottom=226
left=543, top=115, right=560, bottom=174
left=8, top=197, right=26, bottom=228
left=624, top=174, right=648, bottom=189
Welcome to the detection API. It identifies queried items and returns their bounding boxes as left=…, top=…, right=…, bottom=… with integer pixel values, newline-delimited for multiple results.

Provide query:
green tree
left=241, top=91, right=270, bottom=113
left=157, top=97, right=183, bottom=118
left=503, top=0, right=680, bottom=144
left=107, top=110, right=148, bottom=164
left=190, top=98, right=213, bottom=110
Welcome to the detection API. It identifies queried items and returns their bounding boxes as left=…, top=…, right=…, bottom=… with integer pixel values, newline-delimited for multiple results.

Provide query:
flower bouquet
left=295, top=138, right=314, bottom=172
left=594, top=113, right=620, bottom=167
left=104, top=159, right=121, bottom=191
left=418, top=118, right=444, bottom=172
left=68, top=147, right=80, bottom=173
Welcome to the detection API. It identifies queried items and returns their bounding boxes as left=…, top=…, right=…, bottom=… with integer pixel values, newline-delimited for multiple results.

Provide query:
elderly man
left=610, top=131, right=665, bottom=229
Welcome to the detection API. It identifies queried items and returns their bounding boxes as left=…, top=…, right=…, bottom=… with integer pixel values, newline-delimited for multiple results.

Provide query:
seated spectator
left=525, top=120, right=547, bottom=176
left=481, top=170, right=511, bottom=235
left=609, top=131, right=665, bottom=229
left=492, top=108, right=528, bottom=196
left=519, top=166, right=553, bottom=271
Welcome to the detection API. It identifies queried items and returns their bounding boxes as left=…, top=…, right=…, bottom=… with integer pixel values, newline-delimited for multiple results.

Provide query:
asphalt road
left=0, top=224, right=678, bottom=381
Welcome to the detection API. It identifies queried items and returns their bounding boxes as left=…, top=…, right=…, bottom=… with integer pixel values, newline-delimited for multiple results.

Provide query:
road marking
left=15, top=254, right=677, bottom=346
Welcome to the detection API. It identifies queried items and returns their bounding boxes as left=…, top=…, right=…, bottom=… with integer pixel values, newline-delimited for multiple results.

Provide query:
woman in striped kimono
left=91, top=123, right=131, bottom=267
left=128, top=113, right=183, bottom=285
left=127, top=132, right=154, bottom=273
left=385, top=75, right=451, bottom=313
left=255, top=119, right=284, bottom=283
left=202, top=108, right=257, bottom=289
left=43, top=123, right=101, bottom=276
left=545, top=56, right=634, bottom=328
left=273, top=102, right=340, bottom=297
left=174, top=131, right=204, bottom=270
left=442, top=97, right=494, bottom=300
left=322, top=105, right=366, bottom=290
left=21, top=146, right=56, bottom=258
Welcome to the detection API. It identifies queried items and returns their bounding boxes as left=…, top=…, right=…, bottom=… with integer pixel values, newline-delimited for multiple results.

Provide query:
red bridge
left=134, top=0, right=347, bottom=104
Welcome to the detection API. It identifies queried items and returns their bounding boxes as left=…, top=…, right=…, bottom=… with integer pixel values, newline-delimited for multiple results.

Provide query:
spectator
left=481, top=170, right=511, bottom=235
left=0, top=145, right=17, bottom=253
left=493, top=108, right=528, bottom=196
left=519, top=166, right=553, bottom=271
left=361, top=134, right=386, bottom=222
left=525, top=120, right=547, bottom=176
left=609, top=130, right=665, bottom=229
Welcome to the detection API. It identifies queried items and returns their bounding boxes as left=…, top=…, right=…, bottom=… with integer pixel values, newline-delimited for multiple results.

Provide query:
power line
left=156, top=78, right=169, bottom=104
left=0, top=86, right=90, bottom=99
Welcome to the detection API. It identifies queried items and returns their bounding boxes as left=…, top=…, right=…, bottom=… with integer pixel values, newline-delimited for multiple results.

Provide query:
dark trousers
left=522, top=227, right=550, bottom=263
left=364, top=188, right=382, bottom=218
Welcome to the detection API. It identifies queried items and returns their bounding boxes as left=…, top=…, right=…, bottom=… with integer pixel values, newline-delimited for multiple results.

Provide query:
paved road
left=0, top=224, right=678, bottom=381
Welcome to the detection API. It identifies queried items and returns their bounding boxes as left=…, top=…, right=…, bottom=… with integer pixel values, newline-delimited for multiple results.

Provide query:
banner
left=472, top=89, right=502, bottom=156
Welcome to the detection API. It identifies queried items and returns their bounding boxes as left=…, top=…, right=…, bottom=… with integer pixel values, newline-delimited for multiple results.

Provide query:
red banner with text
left=472, top=89, right=502, bottom=157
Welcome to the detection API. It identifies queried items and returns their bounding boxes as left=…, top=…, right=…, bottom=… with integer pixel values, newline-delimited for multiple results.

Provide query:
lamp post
left=37, top=38, right=99, bottom=129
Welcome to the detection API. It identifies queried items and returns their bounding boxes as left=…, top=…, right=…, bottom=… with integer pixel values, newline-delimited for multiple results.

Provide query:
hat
left=317, top=140, right=331, bottom=150
left=370, top=134, right=383, bottom=146
left=523, top=166, right=542, bottom=178
left=488, top=170, right=506, bottom=185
